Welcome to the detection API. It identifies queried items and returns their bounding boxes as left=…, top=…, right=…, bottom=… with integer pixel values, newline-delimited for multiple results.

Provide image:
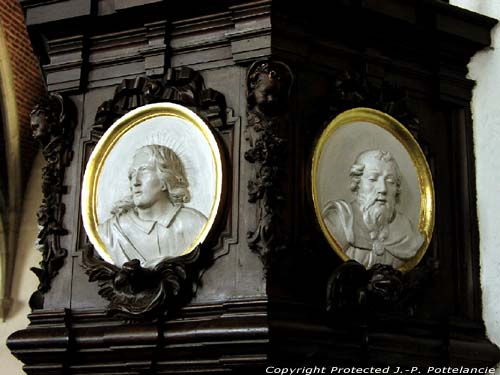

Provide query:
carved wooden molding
left=245, top=60, right=293, bottom=267
left=206, top=108, right=240, bottom=262
left=8, top=299, right=268, bottom=374
left=29, top=93, right=75, bottom=309
left=82, top=67, right=228, bottom=318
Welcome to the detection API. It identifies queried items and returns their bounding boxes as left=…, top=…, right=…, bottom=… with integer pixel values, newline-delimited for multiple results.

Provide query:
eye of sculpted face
left=357, top=155, right=398, bottom=210
left=128, top=149, right=166, bottom=209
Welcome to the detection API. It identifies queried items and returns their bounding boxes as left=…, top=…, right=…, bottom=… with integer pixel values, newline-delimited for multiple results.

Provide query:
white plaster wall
left=450, top=0, right=500, bottom=366
left=0, top=152, right=43, bottom=374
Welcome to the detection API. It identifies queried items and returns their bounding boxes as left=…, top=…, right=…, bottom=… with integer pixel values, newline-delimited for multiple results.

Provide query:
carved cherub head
left=247, top=61, right=292, bottom=116
left=30, top=94, right=65, bottom=146
left=30, top=105, right=55, bottom=146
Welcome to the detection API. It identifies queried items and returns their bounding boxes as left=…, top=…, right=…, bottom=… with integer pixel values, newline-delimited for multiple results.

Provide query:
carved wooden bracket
left=326, top=258, right=438, bottom=316
left=244, top=60, right=293, bottom=268
left=29, top=93, right=75, bottom=309
left=82, top=246, right=200, bottom=319
left=82, top=67, right=227, bottom=318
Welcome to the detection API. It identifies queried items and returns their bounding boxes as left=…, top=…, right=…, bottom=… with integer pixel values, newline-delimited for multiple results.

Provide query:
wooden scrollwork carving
left=82, top=67, right=227, bottom=318
left=82, top=246, right=200, bottom=318
left=245, top=60, right=293, bottom=267
left=29, top=93, right=75, bottom=309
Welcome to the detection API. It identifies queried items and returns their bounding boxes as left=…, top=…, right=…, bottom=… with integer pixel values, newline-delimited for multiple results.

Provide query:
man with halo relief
left=99, top=144, right=207, bottom=268
left=322, top=149, right=424, bottom=269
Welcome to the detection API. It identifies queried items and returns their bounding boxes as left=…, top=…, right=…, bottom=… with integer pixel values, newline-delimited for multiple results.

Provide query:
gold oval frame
left=81, top=103, right=223, bottom=265
left=311, top=107, right=434, bottom=272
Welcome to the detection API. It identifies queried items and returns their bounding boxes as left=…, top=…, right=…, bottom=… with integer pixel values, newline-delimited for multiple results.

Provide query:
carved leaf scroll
left=245, top=60, right=293, bottom=267
left=326, top=258, right=437, bottom=316
left=328, top=71, right=420, bottom=138
left=29, top=93, right=75, bottom=309
left=82, top=246, right=200, bottom=318
left=93, top=67, right=226, bottom=136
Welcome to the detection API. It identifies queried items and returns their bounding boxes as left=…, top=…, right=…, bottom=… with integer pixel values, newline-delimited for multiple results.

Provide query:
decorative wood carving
left=326, top=259, right=437, bottom=315
left=82, top=67, right=227, bottom=318
left=323, top=71, right=438, bottom=314
left=245, top=60, right=293, bottom=267
left=328, top=71, right=420, bottom=139
left=29, top=93, right=75, bottom=309
left=92, top=67, right=226, bottom=136
left=8, top=299, right=268, bottom=374
left=82, top=246, right=200, bottom=318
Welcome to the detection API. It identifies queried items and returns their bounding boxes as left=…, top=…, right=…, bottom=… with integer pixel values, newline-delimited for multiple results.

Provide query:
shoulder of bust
left=175, top=206, right=208, bottom=227
left=391, top=210, right=414, bottom=230
left=322, top=199, right=351, bottom=217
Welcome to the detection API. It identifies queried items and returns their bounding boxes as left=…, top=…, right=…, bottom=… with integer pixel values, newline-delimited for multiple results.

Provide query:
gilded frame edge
left=311, top=107, right=435, bottom=272
left=81, top=102, right=224, bottom=266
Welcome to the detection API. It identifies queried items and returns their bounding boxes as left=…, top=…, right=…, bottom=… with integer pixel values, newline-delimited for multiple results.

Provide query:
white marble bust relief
left=98, top=144, right=207, bottom=268
left=322, top=149, right=423, bottom=269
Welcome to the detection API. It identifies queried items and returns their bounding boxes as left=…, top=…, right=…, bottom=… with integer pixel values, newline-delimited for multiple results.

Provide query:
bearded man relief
left=322, top=149, right=423, bottom=269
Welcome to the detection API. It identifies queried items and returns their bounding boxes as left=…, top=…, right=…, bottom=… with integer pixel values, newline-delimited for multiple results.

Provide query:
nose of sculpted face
left=129, top=170, right=139, bottom=187
left=129, top=171, right=142, bottom=210
left=377, top=177, right=387, bottom=192
left=375, top=178, right=388, bottom=203
left=130, top=149, right=153, bottom=187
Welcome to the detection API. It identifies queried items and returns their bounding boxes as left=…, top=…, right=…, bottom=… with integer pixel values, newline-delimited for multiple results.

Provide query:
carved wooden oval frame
left=81, top=102, right=223, bottom=267
left=311, top=107, right=434, bottom=272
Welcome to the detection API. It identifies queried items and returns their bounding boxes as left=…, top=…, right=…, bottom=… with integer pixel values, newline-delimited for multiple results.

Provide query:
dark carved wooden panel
left=72, top=67, right=230, bottom=319
left=8, top=299, right=267, bottom=374
left=8, top=0, right=500, bottom=372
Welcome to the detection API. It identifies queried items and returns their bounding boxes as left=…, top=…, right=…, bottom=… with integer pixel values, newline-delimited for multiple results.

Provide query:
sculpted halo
left=81, top=103, right=223, bottom=266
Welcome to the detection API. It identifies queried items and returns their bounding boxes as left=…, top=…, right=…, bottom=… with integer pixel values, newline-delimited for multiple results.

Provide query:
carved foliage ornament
left=93, top=67, right=226, bottom=135
left=29, top=93, right=75, bottom=309
left=82, top=67, right=226, bottom=318
left=328, top=71, right=420, bottom=139
left=245, top=61, right=293, bottom=267
left=326, top=258, right=438, bottom=316
left=82, top=246, right=200, bottom=318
